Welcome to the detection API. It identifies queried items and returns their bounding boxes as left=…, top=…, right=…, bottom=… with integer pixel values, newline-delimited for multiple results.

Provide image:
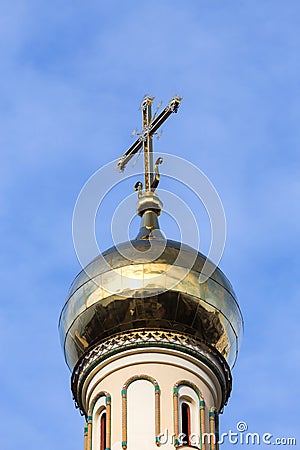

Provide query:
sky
left=1, top=1, right=300, bottom=449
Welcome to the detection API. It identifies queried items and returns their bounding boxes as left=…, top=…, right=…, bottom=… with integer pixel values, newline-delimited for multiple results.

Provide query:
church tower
left=59, top=96, right=243, bottom=450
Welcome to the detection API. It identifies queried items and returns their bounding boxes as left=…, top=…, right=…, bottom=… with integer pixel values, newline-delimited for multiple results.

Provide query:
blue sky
left=1, top=1, right=299, bottom=449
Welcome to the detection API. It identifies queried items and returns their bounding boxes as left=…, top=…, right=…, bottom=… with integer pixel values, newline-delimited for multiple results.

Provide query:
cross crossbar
left=117, top=95, right=182, bottom=192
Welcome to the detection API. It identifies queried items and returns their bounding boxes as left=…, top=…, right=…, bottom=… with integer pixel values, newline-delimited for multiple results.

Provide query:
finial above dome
left=116, top=95, right=181, bottom=174
left=135, top=191, right=164, bottom=240
left=117, top=95, right=182, bottom=241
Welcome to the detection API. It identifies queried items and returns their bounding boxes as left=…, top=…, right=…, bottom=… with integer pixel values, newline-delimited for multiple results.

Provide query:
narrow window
left=100, top=412, right=106, bottom=450
left=181, top=402, right=191, bottom=445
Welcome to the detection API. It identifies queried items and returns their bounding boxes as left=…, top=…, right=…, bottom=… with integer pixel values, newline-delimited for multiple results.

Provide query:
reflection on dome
left=59, top=239, right=243, bottom=371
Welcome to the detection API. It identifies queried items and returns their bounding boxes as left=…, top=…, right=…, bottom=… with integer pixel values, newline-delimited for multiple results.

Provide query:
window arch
left=173, top=380, right=205, bottom=449
left=209, top=407, right=219, bottom=450
left=121, top=374, right=161, bottom=449
left=86, top=391, right=111, bottom=450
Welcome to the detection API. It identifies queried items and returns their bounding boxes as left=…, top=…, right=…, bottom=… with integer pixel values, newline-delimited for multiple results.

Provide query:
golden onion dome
left=59, top=228, right=243, bottom=371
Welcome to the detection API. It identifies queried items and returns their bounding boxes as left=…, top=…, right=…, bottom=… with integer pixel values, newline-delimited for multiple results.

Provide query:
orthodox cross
left=117, top=95, right=182, bottom=193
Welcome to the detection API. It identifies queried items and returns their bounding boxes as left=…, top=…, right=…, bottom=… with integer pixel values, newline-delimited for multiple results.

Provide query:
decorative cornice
left=71, top=329, right=232, bottom=416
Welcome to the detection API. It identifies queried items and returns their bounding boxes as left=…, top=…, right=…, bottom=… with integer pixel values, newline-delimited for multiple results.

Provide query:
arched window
left=121, top=374, right=161, bottom=449
left=100, top=410, right=106, bottom=450
left=88, top=392, right=111, bottom=450
left=181, top=402, right=191, bottom=445
left=178, top=394, right=197, bottom=446
left=174, top=381, right=204, bottom=448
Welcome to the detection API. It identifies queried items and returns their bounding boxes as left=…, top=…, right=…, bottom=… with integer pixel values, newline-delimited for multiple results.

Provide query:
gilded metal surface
left=117, top=96, right=182, bottom=177
left=59, top=239, right=243, bottom=370
left=136, top=192, right=163, bottom=217
left=135, top=210, right=164, bottom=240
